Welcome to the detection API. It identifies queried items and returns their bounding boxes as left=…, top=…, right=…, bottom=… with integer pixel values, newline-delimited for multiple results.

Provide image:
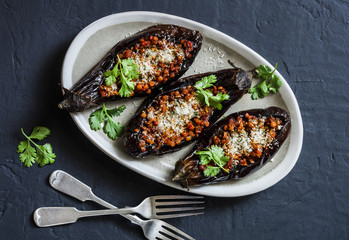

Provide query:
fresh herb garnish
left=196, top=145, right=230, bottom=177
left=249, top=63, right=282, bottom=100
left=104, top=56, right=139, bottom=97
left=89, top=103, right=126, bottom=140
left=194, top=75, right=230, bottom=110
left=17, top=126, right=56, bottom=167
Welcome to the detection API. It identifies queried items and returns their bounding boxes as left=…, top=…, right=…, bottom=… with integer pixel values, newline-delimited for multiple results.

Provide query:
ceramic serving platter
left=61, top=11, right=303, bottom=197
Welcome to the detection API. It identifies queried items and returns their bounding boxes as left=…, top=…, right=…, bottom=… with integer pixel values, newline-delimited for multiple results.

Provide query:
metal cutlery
left=34, top=195, right=204, bottom=227
left=34, top=170, right=200, bottom=240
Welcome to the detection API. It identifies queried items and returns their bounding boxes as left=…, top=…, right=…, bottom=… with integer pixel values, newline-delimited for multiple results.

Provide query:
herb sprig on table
left=89, top=103, right=126, bottom=140
left=104, top=56, right=139, bottom=97
left=196, top=145, right=230, bottom=177
left=194, top=75, right=230, bottom=110
left=17, top=126, right=56, bottom=167
left=249, top=63, right=282, bottom=100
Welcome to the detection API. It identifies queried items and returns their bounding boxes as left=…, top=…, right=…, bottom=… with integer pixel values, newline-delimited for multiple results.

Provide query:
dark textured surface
left=1, top=0, right=348, bottom=239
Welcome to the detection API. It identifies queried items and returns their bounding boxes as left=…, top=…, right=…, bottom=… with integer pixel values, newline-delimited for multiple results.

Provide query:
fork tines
left=158, top=224, right=195, bottom=240
left=152, top=195, right=205, bottom=219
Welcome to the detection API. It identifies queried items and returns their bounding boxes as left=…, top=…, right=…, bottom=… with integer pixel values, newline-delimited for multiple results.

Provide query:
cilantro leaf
left=103, top=116, right=124, bottom=140
left=196, top=145, right=230, bottom=177
left=107, top=105, right=126, bottom=117
left=121, top=58, right=139, bottom=79
left=89, top=107, right=105, bottom=131
left=17, top=140, right=28, bottom=153
left=256, top=65, right=272, bottom=80
left=36, top=143, right=56, bottom=167
left=29, top=126, right=51, bottom=140
left=194, top=75, right=217, bottom=89
left=210, top=145, right=230, bottom=166
left=204, top=166, right=221, bottom=177
left=249, top=63, right=282, bottom=100
left=209, top=92, right=230, bottom=110
left=196, top=89, right=212, bottom=107
left=268, top=74, right=282, bottom=93
left=17, top=140, right=37, bottom=167
left=249, top=87, right=260, bottom=100
left=194, top=75, right=230, bottom=109
left=17, top=127, right=56, bottom=167
left=104, top=67, right=120, bottom=85
left=104, top=70, right=112, bottom=77
left=105, top=75, right=115, bottom=86
left=259, top=80, right=269, bottom=97
left=112, top=66, right=121, bottom=78
left=104, top=56, right=139, bottom=97
left=89, top=104, right=125, bottom=140
left=119, top=73, right=136, bottom=97
left=196, top=151, right=212, bottom=165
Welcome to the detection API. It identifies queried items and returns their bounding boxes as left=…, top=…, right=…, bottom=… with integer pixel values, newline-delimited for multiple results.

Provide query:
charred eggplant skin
left=59, top=24, right=203, bottom=112
left=172, top=107, right=291, bottom=188
left=124, top=68, right=252, bottom=158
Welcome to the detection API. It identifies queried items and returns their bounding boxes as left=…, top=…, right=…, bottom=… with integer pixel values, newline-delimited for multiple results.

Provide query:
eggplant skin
left=58, top=24, right=203, bottom=112
left=124, top=68, right=252, bottom=158
left=172, top=107, right=291, bottom=188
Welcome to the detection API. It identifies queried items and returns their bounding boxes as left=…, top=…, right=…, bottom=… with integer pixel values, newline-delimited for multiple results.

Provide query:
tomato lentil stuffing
left=137, top=85, right=227, bottom=151
left=99, top=36, right=194, bottom=98
left=201, top=113, right=283, bottom=172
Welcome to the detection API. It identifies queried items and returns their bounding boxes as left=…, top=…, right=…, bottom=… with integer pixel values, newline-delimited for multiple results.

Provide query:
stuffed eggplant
left=59, top=24, right=203, bottom=112
left=124, top=67, right=252, bottom=158
left=172, top=107, right=291, bottom=187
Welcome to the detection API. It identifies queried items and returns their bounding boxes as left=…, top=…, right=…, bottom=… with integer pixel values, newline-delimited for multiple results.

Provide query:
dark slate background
left=1, top=0, right=348, bottom=239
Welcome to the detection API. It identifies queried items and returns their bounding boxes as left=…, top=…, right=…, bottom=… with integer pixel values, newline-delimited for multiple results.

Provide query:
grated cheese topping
left=147, top=95, right=200, bottom=140
left=225, top=130, right=252, bottom=157
left=250, top=128, right=269, bottom=147
left=221, top=116, right=280, bottom=166
left=130, top=39, right=185, bottom=84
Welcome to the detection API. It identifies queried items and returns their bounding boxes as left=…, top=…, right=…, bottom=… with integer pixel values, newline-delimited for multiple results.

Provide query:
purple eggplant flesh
left=124, top=67, right=252, bottom=158
left=172, top=107, right=291, bottom=188
left=58, top=24, right=203, bottom=112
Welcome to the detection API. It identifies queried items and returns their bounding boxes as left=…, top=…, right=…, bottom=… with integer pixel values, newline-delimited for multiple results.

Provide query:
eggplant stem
left=228, top=60, right=237, bottom=69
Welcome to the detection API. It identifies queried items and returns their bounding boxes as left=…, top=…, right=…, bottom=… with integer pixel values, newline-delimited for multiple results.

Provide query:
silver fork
left=41, top=170, right=199, bottom=240
left=34, top=194, right=204, bottom=227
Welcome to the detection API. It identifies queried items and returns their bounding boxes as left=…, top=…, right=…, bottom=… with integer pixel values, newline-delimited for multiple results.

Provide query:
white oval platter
left=61, top=11, right=303, bottom=197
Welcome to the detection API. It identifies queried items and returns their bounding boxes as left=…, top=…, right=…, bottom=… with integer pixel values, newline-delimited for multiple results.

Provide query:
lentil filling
left=99, top=36, right=194, bottom=98
left=199, top=113, right=283, bottom=173
left=136, top=85, right=227, bottom=152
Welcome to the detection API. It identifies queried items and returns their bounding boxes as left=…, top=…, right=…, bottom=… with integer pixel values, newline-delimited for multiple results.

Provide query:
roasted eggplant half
left=172, top=107, right=291, bottom=187
left=124, top=68, right=252, bottom=158
left=59, top=24, right=203, bottom=112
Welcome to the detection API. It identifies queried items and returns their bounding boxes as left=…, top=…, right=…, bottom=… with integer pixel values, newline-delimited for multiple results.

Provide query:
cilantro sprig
left=17, top=126, right=56, bottom=167
left=196, top=145, right=230, bottom=177
left=89, top=103, right=126, bottom=140
left=249, top=63, right=282, bottom=100
left=194, top=75, right=230, bottom=110
left=104, top=56, right=139, bottom=97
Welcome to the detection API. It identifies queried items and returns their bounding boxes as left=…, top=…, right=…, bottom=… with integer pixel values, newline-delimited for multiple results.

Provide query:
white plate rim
left=61, top=11, right=303, bottom=197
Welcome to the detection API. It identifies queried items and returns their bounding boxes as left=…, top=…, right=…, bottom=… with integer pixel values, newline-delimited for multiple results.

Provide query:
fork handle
left=87, top=194, right=144, bottom=225
left=78, top=208, right=137, bottom=217
left=48, top=170, right=143, bottom=226
left=34, top=207, right=138, bottom=227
